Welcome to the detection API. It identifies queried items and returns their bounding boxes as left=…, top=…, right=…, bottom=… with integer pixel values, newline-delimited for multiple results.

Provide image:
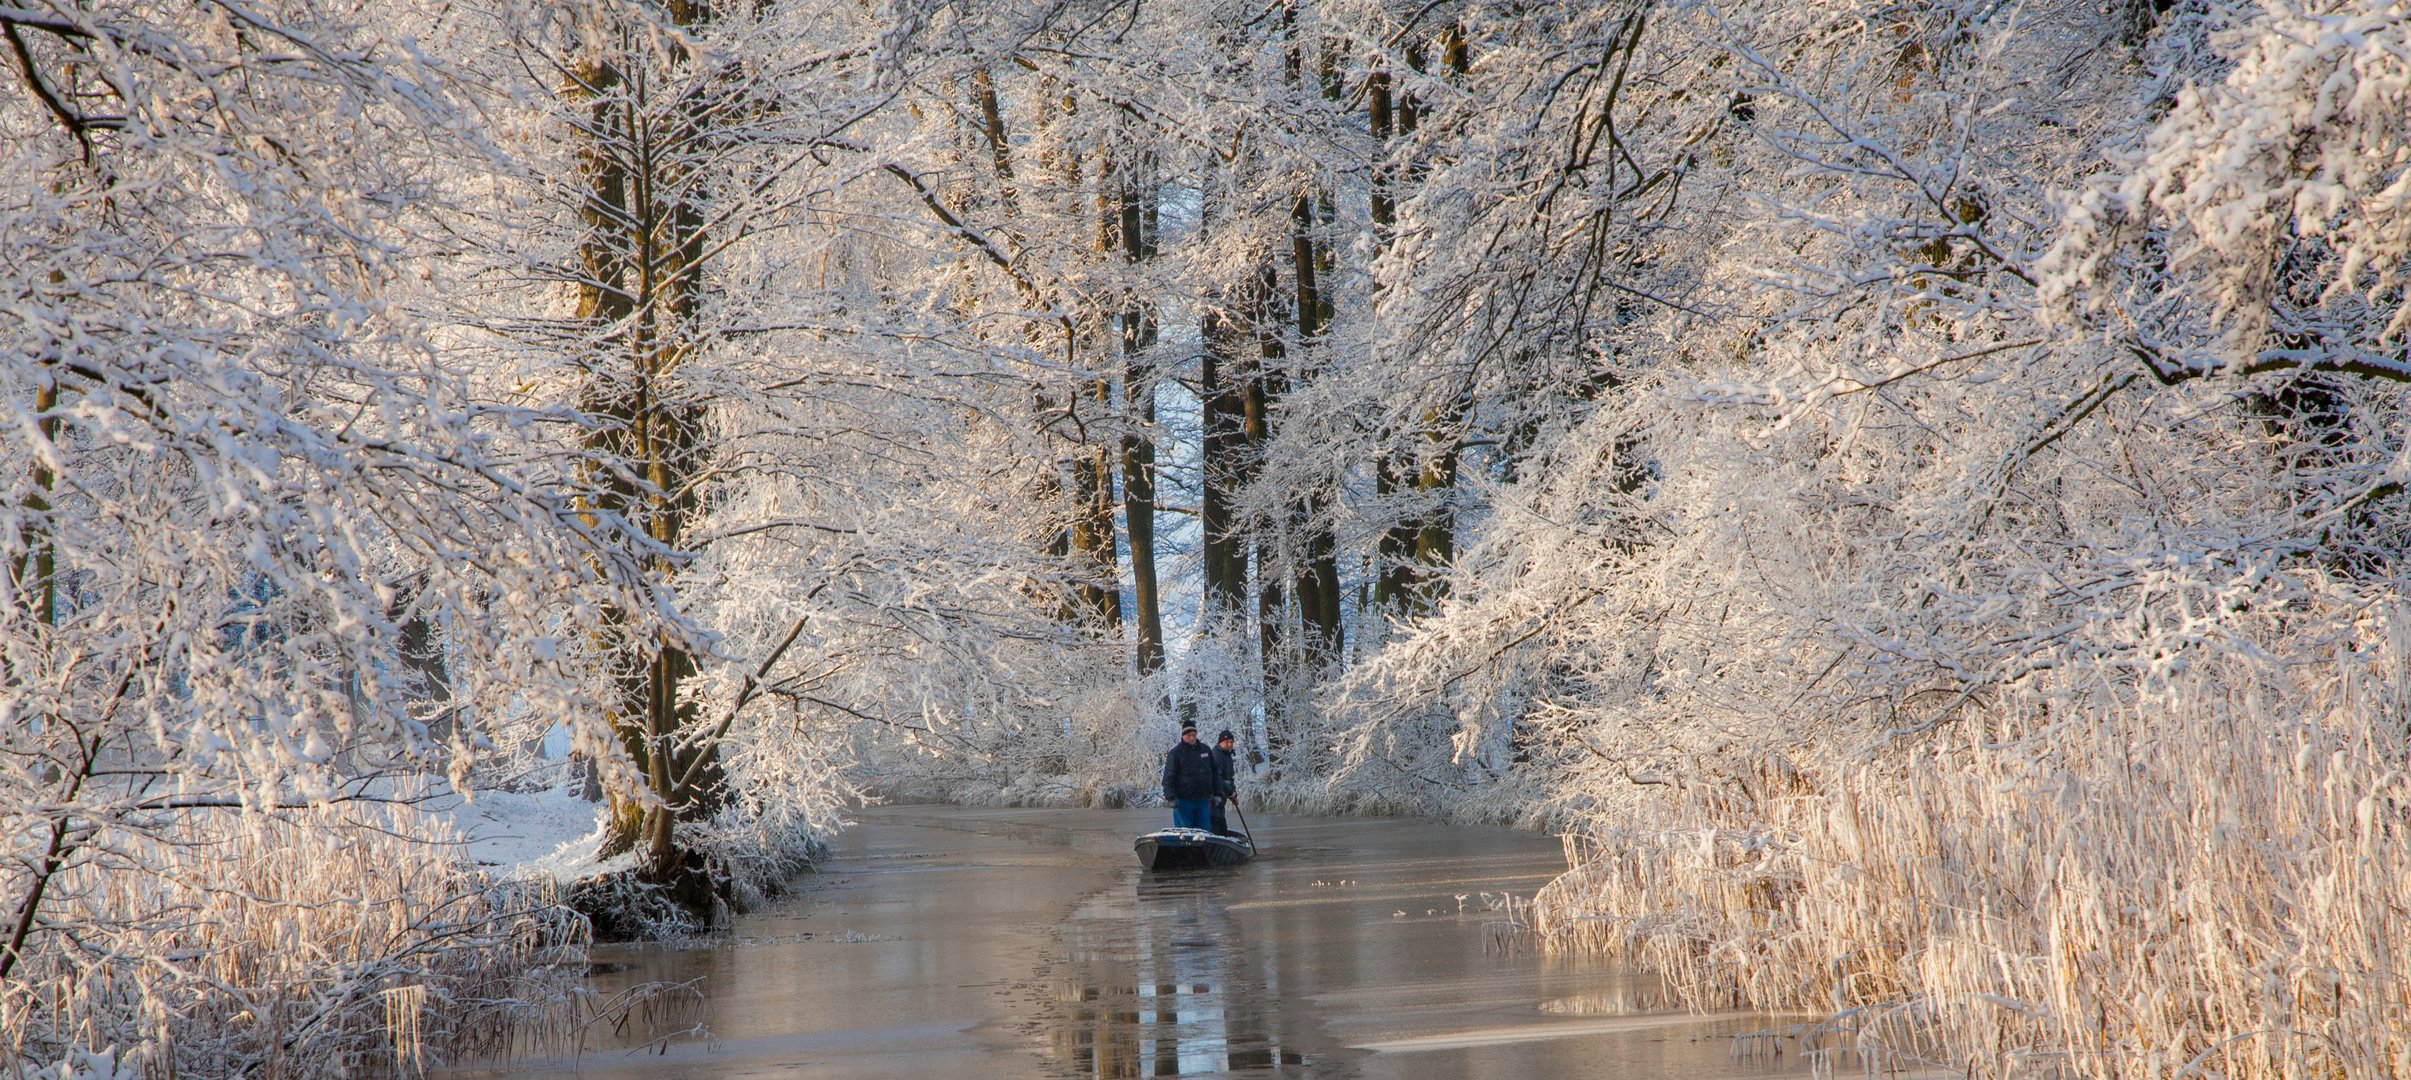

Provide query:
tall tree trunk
left=1068, top=397, right=1123, bottom=629
left=1405, top=28, right=1471, bottom=609
left=1200, top=303, right=1249, bottom=621
left=1059, top=104, right=1121, bottom=630
left=1119, top=167, right=1165, bottom=675
left=1379, top=31, right=1463, bottom=619
left=567, top=17, right=720, bottom=878
left=1368, top=64, right=1420, bottom=614
left=969, top=69, right=1081, bottom=624
left=1289, top=193, right=1343, bottom=664
left=1246, top=264, right=1291, bottom=760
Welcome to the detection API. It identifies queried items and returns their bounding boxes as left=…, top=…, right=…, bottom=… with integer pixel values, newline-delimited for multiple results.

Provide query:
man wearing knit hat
left=1209, top=729, right=1241, bottom=837
left=1159, top=721, right=1219, bottom=831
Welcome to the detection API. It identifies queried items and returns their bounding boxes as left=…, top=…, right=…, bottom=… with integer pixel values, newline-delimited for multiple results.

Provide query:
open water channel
left=465, top=804, right=1827, bottom=1079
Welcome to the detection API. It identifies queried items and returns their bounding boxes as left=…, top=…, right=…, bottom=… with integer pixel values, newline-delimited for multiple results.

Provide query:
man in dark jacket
left=1209, top=729, right=1240, bottom=836
left=1160, top=722, right=1219, bottom=830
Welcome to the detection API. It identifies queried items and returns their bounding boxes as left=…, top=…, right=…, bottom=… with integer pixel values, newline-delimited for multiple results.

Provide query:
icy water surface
left=459, top=805, right=1823, bottom=1079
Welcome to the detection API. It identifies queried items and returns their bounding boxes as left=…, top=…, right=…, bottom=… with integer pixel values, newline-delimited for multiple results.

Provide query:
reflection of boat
left=1134, top=828, right=1253, bottom=870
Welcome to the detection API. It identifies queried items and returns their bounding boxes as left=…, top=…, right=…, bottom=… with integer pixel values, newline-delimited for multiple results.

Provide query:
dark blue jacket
left=1161, top=738, right=1219, bottom=801
left=1212, top=746, right=1236, bottom=799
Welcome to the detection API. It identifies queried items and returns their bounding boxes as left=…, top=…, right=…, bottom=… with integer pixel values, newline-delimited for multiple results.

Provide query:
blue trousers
left=1172, top=798, right=1212, bottom=830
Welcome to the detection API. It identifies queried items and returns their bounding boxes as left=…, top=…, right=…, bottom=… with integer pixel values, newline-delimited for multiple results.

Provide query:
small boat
left=1134, top=827, right=1254, bottom=871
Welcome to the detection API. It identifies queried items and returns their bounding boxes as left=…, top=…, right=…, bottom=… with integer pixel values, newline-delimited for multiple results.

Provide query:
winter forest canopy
left=3, top=0, right=2408, bottom=1074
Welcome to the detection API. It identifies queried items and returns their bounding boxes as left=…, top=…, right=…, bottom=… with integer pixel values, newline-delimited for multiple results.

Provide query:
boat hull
left=1134, top=828, right=1253, bottom=871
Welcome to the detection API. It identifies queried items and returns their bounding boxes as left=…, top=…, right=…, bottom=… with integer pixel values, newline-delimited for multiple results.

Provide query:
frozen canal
left=464, top=805, right=1821, bottom=1079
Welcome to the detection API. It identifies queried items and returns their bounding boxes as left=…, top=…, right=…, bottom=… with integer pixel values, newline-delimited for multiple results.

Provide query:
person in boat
left=1160, top=721, right=1220, bottom=831
left=1210, top=729, right=1240, bottom=837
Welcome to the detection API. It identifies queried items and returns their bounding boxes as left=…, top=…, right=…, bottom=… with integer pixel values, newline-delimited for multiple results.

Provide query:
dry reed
left=0, top=800, right=586, bottom=1078
left=1527, top=654, right=2411, bottom=1078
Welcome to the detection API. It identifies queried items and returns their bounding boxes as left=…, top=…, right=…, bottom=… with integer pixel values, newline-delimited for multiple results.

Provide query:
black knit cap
left=1216, top=729, right=1236, bottom=742
left=1180, top=720, right=1197, bottom=733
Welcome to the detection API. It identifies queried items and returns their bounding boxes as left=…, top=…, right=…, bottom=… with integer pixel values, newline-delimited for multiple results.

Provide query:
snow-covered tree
left=1324, top=0, right=2409, bottom=1072
left=0, top=0, right=646, bottom=1069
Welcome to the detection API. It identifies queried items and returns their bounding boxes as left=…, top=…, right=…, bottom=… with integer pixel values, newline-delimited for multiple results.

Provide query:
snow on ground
left=418, top=761, right=636, bottom=885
